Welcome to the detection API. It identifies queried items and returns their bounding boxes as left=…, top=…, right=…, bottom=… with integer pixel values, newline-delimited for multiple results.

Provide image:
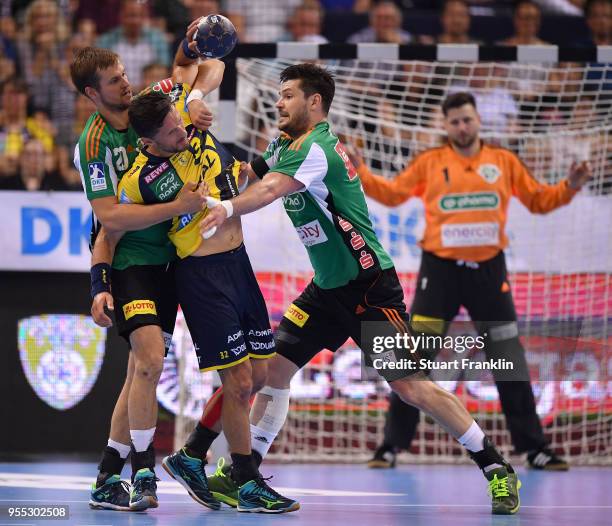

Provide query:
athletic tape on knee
left=251, top=386, right=290, bottom=436
left=488, top=322, right=519, bottom=342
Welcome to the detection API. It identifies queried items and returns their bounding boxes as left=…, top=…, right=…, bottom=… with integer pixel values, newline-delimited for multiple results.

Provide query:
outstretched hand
left=568, top=160, right=593, bottom=190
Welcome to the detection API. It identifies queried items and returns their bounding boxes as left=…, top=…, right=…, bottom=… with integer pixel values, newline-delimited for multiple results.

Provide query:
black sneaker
left=89, top=474, right=130, bottom=511
left=527, top=447, right=569, bottom=471
left=130, top=468, right=159, bottom=511
left=367, top=445, right=396, bottom=469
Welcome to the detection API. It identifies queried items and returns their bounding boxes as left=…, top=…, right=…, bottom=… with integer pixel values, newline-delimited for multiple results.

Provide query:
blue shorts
left=175, top=243, right=275, bottom=371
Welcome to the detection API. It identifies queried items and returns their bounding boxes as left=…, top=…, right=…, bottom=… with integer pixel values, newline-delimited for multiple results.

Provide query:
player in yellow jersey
left=114, top=84, right=299, bottom=513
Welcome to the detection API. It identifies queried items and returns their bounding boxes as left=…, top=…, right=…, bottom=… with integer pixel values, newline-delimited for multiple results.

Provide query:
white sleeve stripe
left=293, top=142, right=327, bottom=190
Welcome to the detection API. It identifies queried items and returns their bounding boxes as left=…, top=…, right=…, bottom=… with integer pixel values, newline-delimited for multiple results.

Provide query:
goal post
left=165, top=44, right=612, bottom=465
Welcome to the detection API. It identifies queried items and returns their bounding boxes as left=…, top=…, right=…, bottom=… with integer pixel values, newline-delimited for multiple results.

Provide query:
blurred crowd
left=0, top=0, right=610, bottom=191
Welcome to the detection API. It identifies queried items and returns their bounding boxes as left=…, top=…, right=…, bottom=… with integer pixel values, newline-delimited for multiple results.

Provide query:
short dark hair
left=585, top=0, right=611, bottom=17
left=128, top=90, right=173, bottom=138
left=441, top=91, right=477, bottom=115
left=514, top=0, right=540, bottom=14
left=70, top=47, right=120, bottom=95
left=280, top=63, right=335, bottom=114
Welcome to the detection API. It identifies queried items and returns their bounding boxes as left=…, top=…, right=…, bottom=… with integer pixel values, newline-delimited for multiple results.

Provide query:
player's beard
left=100, top=93, right=130, bottom=113
left=279, top=106, right=310, bottom=138
left=449, top=132, right=478, bottom=150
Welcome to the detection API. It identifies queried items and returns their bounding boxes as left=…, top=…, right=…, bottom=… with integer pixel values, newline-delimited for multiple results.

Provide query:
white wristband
left=220, top=199, right=233, bottom=218
left=186, top=88, right=204, bottom=106
left=205, top=196, right=233, bottom=218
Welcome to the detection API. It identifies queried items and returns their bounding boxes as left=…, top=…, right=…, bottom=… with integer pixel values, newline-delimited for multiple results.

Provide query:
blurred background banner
left=0, top=190, right=91, bottom=272
left=2, top=190, right=609, bottom=274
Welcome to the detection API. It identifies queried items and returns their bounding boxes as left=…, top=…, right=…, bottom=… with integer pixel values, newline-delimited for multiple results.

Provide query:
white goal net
left=171, top=58, right=612, bottom=465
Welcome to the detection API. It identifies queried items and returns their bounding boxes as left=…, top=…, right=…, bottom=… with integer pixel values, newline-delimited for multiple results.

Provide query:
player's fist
left=91, top=292, right=114, bottom=328
left=188, top=99, right=213, bottom=131
left=568, top=160, right=593, bottom=190
left=176, top=181, right=207, bottom=214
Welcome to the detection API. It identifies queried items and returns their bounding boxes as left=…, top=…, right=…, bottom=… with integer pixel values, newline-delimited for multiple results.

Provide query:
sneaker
left=129, top=468, right=159, bottom=511
left=89, top=474, right=130, bottom=511
left=527, top=447, right=569, bottom=471
left=367, top=445, right=396, bottom=469
left=207, top=457, right=239, bottom=508
left=162, top=449, right=221, bottom=510
left=486, top=467, right=521, bottom=515
left=237, top=476, right=300, bottom=513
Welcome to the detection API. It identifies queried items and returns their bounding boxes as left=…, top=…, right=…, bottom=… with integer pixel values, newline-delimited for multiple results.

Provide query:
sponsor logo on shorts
left=296, top=219, right=328, bottom=247
left=441, top=222, right=499, bottom=247
left=439, top=192, right=499, bottom=212
left=283, top=192, right=306, bottom=212
left=284, top=303, right=309, bottom=328
left=88, top=162, right=107, bottom=192
left=123, top=299, right=157, bottom=320
left=477, top=163, right=501, bottom=184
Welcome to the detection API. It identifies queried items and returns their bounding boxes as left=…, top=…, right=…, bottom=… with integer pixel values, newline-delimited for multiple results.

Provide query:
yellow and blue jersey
left=117, top=81, right=241, bottom=258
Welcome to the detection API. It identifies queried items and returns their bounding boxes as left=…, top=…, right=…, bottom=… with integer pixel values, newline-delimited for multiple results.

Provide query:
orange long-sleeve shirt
left=359, top=143, right=577, bottom=262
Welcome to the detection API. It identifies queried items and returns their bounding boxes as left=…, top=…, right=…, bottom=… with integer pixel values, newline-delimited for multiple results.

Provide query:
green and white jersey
left=74, top=103, right=176, bottom=269
left=263, top=121, right=394, bottom=289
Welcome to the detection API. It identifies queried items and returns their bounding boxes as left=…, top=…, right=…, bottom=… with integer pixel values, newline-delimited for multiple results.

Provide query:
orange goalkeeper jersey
left=358, top=142, right=577, bottom=262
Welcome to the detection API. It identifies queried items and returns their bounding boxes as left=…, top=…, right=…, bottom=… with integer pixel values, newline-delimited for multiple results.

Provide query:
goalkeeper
left=347, top=91, right=592, bottom=472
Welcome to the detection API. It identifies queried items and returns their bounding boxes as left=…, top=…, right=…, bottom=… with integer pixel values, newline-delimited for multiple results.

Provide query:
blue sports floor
left=0, top=462, right=610, bottom=526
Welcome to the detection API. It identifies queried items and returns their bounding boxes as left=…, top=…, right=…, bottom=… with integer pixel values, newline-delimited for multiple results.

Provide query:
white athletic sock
left=130, top=427, right=156, bottom=452
left=249, top=386, right=290, bottom=462
left=457, top=421, right=485, bottom=453
left=108, top=439, right=131, bottom=459
left=250, top=424, right=277, bottom=459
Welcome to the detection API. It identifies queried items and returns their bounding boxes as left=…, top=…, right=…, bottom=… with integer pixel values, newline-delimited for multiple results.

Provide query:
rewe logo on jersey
left=18, top=315, right=106, bottom=410
left=283, top=192, right=306, bottom=212
left=296, top=219, right=328, bottom=247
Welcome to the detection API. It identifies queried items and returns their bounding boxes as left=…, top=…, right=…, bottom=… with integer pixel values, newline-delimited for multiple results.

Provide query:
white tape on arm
left=186, top=88, right=204, bottom=107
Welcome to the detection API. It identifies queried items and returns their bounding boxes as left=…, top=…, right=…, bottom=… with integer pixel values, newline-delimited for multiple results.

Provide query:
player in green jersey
left=200, top=63, right=521, bottom=515
left=71, top=35, right=213, bottom=511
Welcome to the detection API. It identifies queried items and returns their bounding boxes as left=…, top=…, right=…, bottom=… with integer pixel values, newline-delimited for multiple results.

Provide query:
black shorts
left=112, top=263, right=178, bottom=351
left=175, top=243, right=275, bottom=372
left=276, top=267, right=418, bottom=382
left=410, top=250, right=517, bottom=333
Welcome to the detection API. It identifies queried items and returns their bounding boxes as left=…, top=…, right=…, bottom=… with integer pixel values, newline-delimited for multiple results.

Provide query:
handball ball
left=193, top=14, right=238, bottom=59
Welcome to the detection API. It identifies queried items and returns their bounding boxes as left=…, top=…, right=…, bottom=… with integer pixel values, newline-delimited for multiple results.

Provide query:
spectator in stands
left=152, top=0, right=190, bottom=38
left=170, top=0, right=220, bottom=57
left=500, top=1, right=550, bottom=45
left=436, top=0, right=480, bottom=44
left=574, top=0, right=612, bottom=46
left=0, top=16, right=17, bottom=64
left=141, top=62, right=171, bottom=91
left=284, top=3, right=328, bottom=42
left=74, top=0, right=121, bottom=35
left=0, top=79, right=54, bottom=178
left=96, top=0, right=170, bottom=88
left=0, top=46, right=16, bottom=85
left=0, top=138, right=65, bottom=191
left=16, top=0, right=75, bottom=141
left=347, top=0, right=412, bottom=43
left=225, top=0, right=303, bottom=42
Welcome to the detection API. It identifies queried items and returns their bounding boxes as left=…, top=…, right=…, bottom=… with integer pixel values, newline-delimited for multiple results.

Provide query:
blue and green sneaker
left=89, top=474, right=130, bottom=511
left=207, top=458, right=239, bottom=508
left=162, top=449, right=220, bottom=510
left=129, top=468, right=159, bottom=511
left=237, top=476, right=299, bottom=513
